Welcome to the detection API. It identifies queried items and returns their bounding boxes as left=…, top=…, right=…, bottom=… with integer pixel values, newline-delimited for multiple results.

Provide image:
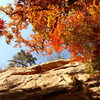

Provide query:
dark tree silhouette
left=8, top=50, right=37, bottom=67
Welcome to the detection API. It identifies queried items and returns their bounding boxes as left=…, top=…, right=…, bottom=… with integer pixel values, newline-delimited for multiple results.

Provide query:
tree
left=0, top=18, right=13, bottom=43
left=0, top=0, right=99, bottom=68
left=0, top=19, right=6, bottom=36
left=8, top=50, right=37, bottom=67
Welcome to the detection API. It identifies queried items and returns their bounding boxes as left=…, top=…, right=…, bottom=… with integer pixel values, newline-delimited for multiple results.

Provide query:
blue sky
left=0, top=0, right=71, bottom=69
left=0, top=0, right=22, bottom=69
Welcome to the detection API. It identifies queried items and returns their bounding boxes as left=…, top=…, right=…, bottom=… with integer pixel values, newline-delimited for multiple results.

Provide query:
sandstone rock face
left=0, top=59, right=99, bottom=100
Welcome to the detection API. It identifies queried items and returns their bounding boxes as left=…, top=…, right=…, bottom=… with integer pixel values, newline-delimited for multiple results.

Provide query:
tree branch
left=8, top=60, right=27, bottom=67
left=0, top=8, right=11, bottom=16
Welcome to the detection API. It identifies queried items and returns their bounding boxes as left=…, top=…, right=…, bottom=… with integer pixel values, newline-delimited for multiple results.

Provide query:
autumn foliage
left=0, top=18, right=13, bottom=43
left=0, top=19, right=6, bottom=36
left=0, top=0, right=100, bottom=62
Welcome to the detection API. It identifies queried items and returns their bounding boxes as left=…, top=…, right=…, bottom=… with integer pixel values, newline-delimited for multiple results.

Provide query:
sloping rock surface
left=0, top=59, right=99, bottom=100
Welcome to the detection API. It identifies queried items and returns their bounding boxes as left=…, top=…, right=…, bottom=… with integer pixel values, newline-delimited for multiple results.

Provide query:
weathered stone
left=0, top=59, right=99, bottom=100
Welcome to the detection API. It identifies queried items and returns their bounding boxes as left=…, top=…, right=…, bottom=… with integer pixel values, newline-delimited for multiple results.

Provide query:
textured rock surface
left=0, top=59, right=99, bottom=100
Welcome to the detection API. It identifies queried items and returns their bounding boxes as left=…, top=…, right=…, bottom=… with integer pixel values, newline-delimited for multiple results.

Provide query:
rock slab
left=0, top=59, right=99, bottom=100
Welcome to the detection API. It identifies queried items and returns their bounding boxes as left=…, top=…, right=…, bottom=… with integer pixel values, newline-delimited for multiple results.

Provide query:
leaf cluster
left=0, top=0, right=99, bottom=64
